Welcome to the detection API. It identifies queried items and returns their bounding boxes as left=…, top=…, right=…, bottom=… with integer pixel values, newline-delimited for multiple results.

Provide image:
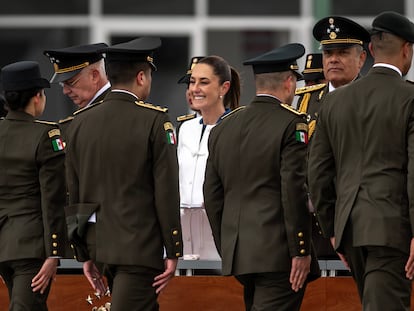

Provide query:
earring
left=219, top=95, right=223, bottom=99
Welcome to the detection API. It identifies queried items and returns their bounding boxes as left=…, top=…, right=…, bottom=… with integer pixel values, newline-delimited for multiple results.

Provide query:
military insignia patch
left=48, top=128, right=61, bottom=138
left=164, top=122, right=176, bottom=145
left=295, top=123, right=308, bottom=144
left=52, top=138, right=65, bottom=151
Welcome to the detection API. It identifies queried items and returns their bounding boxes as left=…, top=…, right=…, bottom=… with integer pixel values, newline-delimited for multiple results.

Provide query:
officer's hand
left=290, top=255, right=311, bottom=292
left=83, top=260, right=107, bottom=296
left=153, top=258, right=178, bottom=294
left=31, top=258, right=58, bottom=294
left=405, top=238, right=414, bottom=280
left=330, top=236, right=350, bottom=270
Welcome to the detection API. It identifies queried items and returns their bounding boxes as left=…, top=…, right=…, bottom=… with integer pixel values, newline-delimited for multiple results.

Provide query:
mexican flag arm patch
left=295, top=122, right=308, bottom=144
left=52, top=138, right=65, bottom=151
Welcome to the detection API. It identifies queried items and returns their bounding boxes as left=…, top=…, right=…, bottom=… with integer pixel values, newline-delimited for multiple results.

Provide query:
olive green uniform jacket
left=65, top=91, right=182, bottom=269
left=58, top=87, right=111, bottom=141
left=0, top=111, right=67, bottom=261
left=204, top=96, right=319, bottom=278
left=308, top=67, right=414, bottom=254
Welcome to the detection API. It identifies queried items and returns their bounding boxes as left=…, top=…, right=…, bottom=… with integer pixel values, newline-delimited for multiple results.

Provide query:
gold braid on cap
left=54, top=62, right=90, bottom=73
left=303, top=68, right=323, bottom=74
left=321, top=38, right=363, bottom=45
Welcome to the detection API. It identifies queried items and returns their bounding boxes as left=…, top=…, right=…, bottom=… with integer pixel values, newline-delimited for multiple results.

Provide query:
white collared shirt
left=85, top=82, right=111, bottom=108
left=373, top=63, right=402, bottom=76
left=177, top=117, right=215, bottom=208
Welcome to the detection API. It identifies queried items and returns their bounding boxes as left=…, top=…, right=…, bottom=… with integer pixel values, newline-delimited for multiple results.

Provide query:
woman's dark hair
left=198, top=56, right=241, bottom=110
left=4, top=88, right=42, bottom=111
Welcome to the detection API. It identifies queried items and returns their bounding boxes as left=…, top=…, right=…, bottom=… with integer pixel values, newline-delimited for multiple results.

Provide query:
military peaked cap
left=177, top=56, right=205, bottom=84
left=313, top=16, right=370, bottom=50
left=243, top=43, right=305, bottom=80
left=302, top=53, right=325, bottom=82
left=100, top=37, right=161, bottom=71
left=371, top=11, right=414, bottom=43
left=44, top=43, right=108, bottom=83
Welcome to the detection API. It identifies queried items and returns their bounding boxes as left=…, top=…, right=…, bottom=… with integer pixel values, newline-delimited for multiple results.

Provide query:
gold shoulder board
left=221, top=106, right=246, bottom=120
left=135, top=101, right=168, bottom=112
left=295, top=83, right=326, bottom=95
left=177, top=113, right=197, bottom=122
left=58, top=116, right=74, bottom=124
left=280, top=103, right=306, bottom=116
left=73, top=101, right=103, bottom=116
left=34, top=120, right=58, bottom=125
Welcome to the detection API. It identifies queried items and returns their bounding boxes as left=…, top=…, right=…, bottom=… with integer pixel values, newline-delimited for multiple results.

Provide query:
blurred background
left=0, top=0, right=412, bottom=124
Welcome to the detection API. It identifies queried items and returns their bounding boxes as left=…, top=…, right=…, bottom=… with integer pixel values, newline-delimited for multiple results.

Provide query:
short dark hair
left=105, top=61, right=151, bottom=86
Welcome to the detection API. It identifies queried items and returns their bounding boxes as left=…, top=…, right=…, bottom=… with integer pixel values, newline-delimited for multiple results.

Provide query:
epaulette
left=73, top=100, right=103, bottom=116
left=221, top=106, right=246, bottom=120
left=177, top=113, right=197, bottom=122
left=280, top=103, right=306, bottom=116
left=58, top=116, right=74, bottom=124
left=295, top=83, right=326, bottom=95
left=135, top=100, right=168, bottom=112
left=34, top=120, right=58, bottom=126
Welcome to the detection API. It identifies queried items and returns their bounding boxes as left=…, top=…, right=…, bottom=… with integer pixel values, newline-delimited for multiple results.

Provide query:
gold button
left=297, top=232, right=303, bottom=238
left=173, top=230, right=178, bottom=236
left=175, top=241, right=180, bottom=246
left=73, top=255, right=77, bottom=259
left=53, top=250, right=58, bottom=255
left=53, top=242, right=58, bottom=247
left=300, top=249, right=306, bottom=255
left=318, top=231, right=322, bottom=235
left=315, top=222, right=319, bottom=227
left=71, top=244, right=74, bottom=249
left=175, top=252, right=181, bottom=257
left=299, top=241, right=304, bottom=245
left=52, top=234, right=57, bottom=239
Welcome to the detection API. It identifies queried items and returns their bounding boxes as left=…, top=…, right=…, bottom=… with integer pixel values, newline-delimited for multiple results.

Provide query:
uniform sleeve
left=280, top=115, right=312, bottom=258
left=308, top=105, right=336, bottom=238
left=406, top=99, right=414, bottom=235
left=36, top=125, right=67, bottom=258
left=151, top=113, right=183, bottom=259
left=203, top=127, right=224, bottom=256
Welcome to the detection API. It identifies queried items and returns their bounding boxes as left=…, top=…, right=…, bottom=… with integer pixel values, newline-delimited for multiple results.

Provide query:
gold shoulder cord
left=308, top=120, right=316, bottom=138
left=298, top=92, right=310, bottom=114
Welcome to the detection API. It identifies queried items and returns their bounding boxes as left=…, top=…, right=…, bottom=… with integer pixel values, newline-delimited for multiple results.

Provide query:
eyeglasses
left=59, top=73, right=83, bottom=88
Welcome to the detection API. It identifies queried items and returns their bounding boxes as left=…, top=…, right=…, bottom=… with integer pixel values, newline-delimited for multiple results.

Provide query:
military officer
left=301, top=53, right=326, bottom=86
left=65, top=37, right=182, bottom=311
left=0, top=61, right=67, bottom=311
left=297, top=16, right=370, bottom=139
left=204, top=43, right=319, bottom=311
left=43, top=43, right=111, bottom=139
left=296, top=16, right=371, bottom=260
left=308, top=11, right=414, bottom=310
